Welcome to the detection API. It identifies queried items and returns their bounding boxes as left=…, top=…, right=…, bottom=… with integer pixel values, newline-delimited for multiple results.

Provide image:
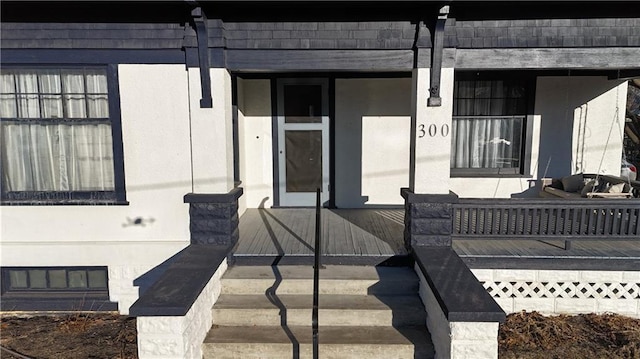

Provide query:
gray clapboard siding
left=454, top=48, right=640, bottom=69
left=225, top=49, right=414, bottom=71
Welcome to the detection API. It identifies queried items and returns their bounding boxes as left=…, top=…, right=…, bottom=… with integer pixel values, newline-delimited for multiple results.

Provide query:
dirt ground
left=1, top=311, right=639, bottom=358
left=0, top=313, right=136, bottom=359
left=499, top=311, right=640, bottom=359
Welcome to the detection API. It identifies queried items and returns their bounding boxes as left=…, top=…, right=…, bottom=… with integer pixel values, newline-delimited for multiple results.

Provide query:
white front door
left=277, top=78, right=330, bottom=206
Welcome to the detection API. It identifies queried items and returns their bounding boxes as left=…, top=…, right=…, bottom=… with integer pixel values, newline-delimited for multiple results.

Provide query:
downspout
left=427, top=5, right=449, bottom=107
left=191, top=5, right=213, bottom=108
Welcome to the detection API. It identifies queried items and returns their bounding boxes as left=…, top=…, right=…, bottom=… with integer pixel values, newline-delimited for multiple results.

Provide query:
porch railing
left=453, top=198, right=640, bottom=249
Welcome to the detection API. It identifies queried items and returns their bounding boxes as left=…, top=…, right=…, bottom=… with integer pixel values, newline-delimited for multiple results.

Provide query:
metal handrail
left=312, top=188, right=321, bottom=359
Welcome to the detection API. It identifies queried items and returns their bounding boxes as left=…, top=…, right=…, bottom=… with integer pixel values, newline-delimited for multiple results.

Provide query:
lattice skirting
left=482, top=281, right=640, bottom=300
left=471, top=269, right=640, bottom=317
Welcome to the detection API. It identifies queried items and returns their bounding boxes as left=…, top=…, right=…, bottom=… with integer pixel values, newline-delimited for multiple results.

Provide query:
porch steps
left=202, top=265, right=435, bottom=359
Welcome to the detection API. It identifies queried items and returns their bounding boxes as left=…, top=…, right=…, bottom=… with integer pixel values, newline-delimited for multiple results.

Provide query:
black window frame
left=450, top=71, right=535, bottom=177
left=0, top=266, right=117, bottom=311
left=1, top=266, right=109, bottom=295
left=0, top=64, right=127, bottom=205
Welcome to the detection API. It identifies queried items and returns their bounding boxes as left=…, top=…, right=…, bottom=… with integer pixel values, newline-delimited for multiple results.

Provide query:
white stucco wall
left=450, top=76, right=626, bottom=198
left=188, top=68, right=235, bottom=193
left=237, top=79, right=274, bottom=213
left=535, top=77, right=626, bottom=179
left=411, top=68, right=454, bottom=195
left=335, top=78, right=412, bottom=207
left=0, top=64, right=237, bottom=313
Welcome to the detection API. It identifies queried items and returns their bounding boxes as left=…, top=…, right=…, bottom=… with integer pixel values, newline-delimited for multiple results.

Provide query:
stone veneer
left=133, top=188, right=242, bottom=358
left=109, top=265, right=161, bottom=315
left=401, top=188, right=459, bottom=248
left=184, top=188, right=243, bottom=245
left=472, top=269, right=640, bottom=318
left=137, top=259, right=228, bottom=359
left=416, top=266, right=499, bottom=359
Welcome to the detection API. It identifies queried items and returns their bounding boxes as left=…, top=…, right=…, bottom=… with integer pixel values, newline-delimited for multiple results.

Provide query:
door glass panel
left=285, top=130, right=322, bottom=192
left=284, top=85, right=322, bottom=123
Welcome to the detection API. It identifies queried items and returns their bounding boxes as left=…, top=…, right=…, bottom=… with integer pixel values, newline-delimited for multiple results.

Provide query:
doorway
left=276, top=78, right=330, bottom=206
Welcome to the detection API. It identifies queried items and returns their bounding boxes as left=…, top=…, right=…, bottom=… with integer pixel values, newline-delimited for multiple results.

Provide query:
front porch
left=233, top=208, right=407, bottom=261
left=131, top=200, right=640, bottom=358
left=232, top=206, right=640, bottom=266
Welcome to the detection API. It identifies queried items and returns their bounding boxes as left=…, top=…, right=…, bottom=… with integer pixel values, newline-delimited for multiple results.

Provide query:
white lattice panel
left=482, top=281, right=640, bottom=299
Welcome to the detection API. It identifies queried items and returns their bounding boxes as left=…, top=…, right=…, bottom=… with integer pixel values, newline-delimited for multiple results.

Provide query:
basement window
left=1, top=266, right=109, bottom=296
left=0, top=266, right=117, bottom=311
left=1, top=266, right=118, bottom=311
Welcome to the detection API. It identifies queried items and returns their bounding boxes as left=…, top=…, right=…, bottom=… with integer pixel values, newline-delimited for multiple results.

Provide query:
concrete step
left=213, top=294, right=426, bottom=327
left=221, top=265, right=419, bottom=295
left=203, top=325, right=435, bottom=359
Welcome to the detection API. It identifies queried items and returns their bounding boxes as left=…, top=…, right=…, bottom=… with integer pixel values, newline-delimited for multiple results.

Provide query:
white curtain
left=1, top=70, right=114, bottom=192
left=85, top=69, right=109, bottom=118
left=451, top=117, right=519, bottom=168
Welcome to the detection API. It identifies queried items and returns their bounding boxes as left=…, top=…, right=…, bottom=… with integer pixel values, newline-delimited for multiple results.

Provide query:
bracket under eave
left=192, top=6, right=213, bottom=108
left=428, top=5, right=449, bottom=107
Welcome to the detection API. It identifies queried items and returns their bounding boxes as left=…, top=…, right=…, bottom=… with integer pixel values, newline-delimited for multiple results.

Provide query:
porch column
left=184, top=188, right=243, bottom=246
left=405, top=67, right=456, bottom=248
left=187, top=67, right=235, bottom=193
left=402, top=188, right=458, bottom=248
left=410, top=67, right=454, bottom=194
left=185, top=67, right=241, bottom=247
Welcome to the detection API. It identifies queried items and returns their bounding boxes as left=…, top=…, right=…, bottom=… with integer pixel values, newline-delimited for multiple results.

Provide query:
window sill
left=450, top=170, right=532, bottom=179
left=1, top=293, right=118, bottom=312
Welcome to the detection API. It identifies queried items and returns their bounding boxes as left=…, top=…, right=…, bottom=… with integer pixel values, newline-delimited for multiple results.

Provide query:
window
left=450, top=72, right=531, bottom=176
left=1, top=266, right=116, bottom=311
left=0, top=67, right=125, bottom=204
left=3, top=267, right=108, bottom=293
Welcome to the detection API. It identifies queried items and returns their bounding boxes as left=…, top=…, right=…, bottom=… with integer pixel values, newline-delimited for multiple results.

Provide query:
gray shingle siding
left=454, top=18, right=640, bottom=48
left=276, top=22, right=319, bottom=31
left=1, top=23, right=186, bottom=49
left=222, top=21, right=417, bottom=50
left=2, top=16, right=639, bottom=52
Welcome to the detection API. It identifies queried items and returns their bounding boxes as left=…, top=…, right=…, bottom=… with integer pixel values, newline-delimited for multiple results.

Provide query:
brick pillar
left=183, top=188, right=243, bottom=246
left=401, top=187, right=458, bottom=249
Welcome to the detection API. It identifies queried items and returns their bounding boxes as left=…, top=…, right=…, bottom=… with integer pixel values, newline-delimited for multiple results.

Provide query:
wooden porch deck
left=454, top=239, right=640, bottom=259
left=455, top=239, right=640, bottom=270
left=235, top=208, right=640, bottom=265
left=234, top=208, right=406, bottom=257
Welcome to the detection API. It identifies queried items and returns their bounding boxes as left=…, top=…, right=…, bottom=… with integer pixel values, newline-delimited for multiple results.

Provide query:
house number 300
left=418, top=124, right=449, bottom=138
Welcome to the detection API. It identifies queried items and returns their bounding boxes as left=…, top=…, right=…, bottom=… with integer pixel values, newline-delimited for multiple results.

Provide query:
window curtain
left=451, top=117, right=519, bottom=168
left=1, top=71, right=114, bottom=192
left=451, top=80, right=521, bottom=169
